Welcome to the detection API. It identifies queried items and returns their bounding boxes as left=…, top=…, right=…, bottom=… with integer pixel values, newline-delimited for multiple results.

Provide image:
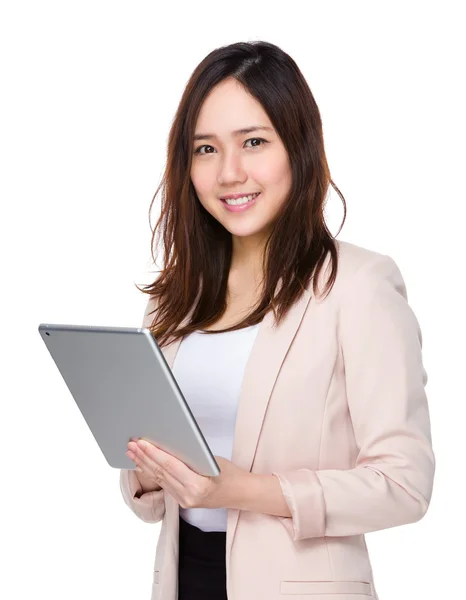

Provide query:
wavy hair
left=136, top=40, right=346, bottom=347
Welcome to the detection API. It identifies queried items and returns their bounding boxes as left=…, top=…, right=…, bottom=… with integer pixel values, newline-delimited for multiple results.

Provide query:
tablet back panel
left=38, top=323, right=220, bottom=476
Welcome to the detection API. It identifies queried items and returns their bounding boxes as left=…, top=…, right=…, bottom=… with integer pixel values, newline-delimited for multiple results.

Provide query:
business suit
left=120, top=239, right=435, bottom=600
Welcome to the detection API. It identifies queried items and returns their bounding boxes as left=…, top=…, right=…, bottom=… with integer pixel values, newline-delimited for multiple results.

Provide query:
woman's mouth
left=220, top=192, right=261, bottom=212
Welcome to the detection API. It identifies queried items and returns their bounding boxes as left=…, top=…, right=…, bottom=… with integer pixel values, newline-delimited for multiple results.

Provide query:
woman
left=120, top=41, right=435, bottom=600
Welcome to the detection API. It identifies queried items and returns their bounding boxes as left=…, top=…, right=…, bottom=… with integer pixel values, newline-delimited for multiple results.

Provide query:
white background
left=1, top=1, right=463, bottom=598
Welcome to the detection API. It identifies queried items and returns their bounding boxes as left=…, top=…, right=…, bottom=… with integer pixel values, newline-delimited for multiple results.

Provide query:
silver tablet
left=38, top=323, right=220, bottom=477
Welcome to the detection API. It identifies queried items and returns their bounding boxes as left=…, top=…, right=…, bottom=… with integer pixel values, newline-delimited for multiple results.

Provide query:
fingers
left=128, top=441, right=182, bottom=496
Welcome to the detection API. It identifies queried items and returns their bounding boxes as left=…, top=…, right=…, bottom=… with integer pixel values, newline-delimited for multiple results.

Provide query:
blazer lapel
left=158, top=282, right=312, bottom=474
left=155, top=256, right=331, bottom=572
left=225, top=283, right=313, bottom=572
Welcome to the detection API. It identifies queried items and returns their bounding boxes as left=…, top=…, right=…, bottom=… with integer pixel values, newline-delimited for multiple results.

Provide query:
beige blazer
left=120, top=239, right=435, bottom=600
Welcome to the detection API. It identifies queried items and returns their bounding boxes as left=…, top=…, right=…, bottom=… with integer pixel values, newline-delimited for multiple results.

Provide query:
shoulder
left=333, top=239, right=408, bottom=309
left=335, top=239, right=392, bottom=276
left=314, top=239, right=407, bottom=303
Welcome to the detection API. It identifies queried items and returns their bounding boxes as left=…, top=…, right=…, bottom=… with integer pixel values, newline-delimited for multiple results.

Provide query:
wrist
left=228, top=472, right=263, bottom=511
left=231, top=473, right=292, bottom=517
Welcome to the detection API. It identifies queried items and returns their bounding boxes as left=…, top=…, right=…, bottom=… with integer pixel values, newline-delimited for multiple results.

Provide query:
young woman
left=120, top=41, right=435, bottom=600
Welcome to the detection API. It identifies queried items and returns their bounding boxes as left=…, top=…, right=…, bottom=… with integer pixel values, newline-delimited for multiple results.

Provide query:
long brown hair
left=135, top=41, right=346, bottom=347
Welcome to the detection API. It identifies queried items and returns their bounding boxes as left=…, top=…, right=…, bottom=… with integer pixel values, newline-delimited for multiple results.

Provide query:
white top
left=172, top=322, right=261, bottom=532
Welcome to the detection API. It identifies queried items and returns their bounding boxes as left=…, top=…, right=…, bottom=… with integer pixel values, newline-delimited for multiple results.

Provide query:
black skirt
left=178, top=515, right=227, bottom=600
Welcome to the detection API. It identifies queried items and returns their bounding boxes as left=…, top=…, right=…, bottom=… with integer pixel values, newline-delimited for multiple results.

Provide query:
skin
left=126, top=439, right=291, bottom=517
left=126, top=439, right=250, bottom=509
left=190, top=76, right=292, bottom=282
left=126, top=78, right=294, bottom=507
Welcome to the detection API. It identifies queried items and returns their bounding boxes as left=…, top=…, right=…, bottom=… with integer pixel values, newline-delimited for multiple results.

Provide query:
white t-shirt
left=172, top=322, right=261, bottom=532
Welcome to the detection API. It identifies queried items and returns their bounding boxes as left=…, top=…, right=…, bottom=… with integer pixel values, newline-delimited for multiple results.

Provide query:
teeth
left=224, top=192, right=259, bottom=205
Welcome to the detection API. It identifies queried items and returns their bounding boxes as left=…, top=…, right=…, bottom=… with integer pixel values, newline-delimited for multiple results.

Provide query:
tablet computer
left=38, top=323, right=220, bottom=477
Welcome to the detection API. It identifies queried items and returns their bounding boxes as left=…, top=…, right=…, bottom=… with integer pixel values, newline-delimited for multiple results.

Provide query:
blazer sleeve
left=119, top=294, right=166, bottom=524
left=272, top=254, right=436, bottom=541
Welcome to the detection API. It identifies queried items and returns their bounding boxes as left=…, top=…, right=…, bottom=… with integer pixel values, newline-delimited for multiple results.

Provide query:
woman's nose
left=217, top=152, right=246, bottom=184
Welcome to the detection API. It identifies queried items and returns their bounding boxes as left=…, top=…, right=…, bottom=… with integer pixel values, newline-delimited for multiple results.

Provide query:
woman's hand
left=126, top=438, right=251, bottom=509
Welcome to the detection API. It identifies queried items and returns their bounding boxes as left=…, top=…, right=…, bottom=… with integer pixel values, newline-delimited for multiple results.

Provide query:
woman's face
left=190, top=78, right=292, bottom=247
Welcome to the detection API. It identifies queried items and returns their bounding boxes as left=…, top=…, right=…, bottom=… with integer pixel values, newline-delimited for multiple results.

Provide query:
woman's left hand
left=126, top=438, right=251, bottom=509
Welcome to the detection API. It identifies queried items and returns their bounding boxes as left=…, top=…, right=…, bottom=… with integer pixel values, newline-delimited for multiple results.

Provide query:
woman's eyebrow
left=193, top=125, right=273, bottom=142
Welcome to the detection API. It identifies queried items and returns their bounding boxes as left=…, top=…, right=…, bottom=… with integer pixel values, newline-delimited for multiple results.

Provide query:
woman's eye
left=195, top=144, right=215, bottom=155
left=194, top=137, right=268, bottom=155
left=244, top=137, right=266, bottom=148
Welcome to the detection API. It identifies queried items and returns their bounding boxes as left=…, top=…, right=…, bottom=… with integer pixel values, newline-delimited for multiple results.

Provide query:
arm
left=270, top=254, right=436, bottom=541
left=225, top=472, right=292, bottom=517
left=119, top=469, right=165, bottom=523
left=119, top=294, right=166, bottom=523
